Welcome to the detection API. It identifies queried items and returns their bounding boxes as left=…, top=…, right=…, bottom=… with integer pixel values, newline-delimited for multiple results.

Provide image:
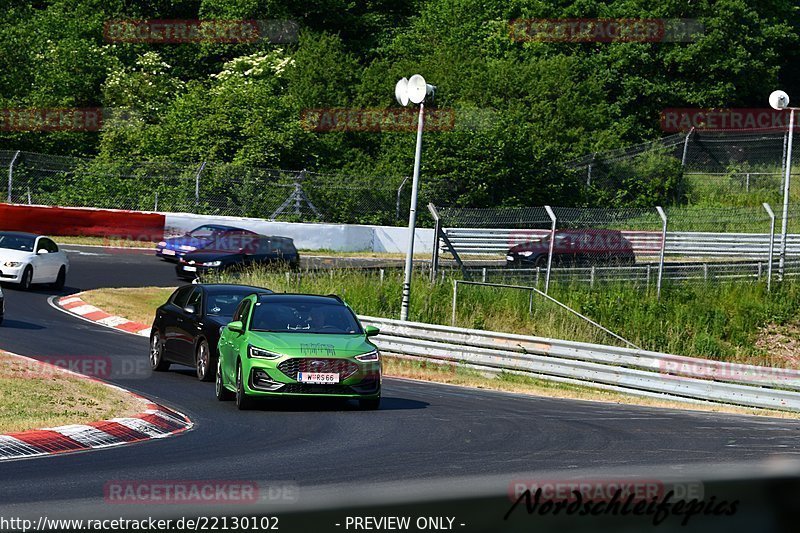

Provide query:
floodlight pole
left=400, top=103, right=425, bottom=321
left=779, top=107, right=795, bottom=281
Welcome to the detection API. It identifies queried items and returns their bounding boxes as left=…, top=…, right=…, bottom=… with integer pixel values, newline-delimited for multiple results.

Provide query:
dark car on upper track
left=506, top=229, right=636, bottom=268
left=149, top=283, right=272, bottom=380
left=155, top=224, right=258, bottom=262
left=176, top=235, right=300, bottom=280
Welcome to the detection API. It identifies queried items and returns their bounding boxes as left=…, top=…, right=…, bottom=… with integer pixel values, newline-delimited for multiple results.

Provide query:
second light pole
left=396, top=75, right=435, bottom=321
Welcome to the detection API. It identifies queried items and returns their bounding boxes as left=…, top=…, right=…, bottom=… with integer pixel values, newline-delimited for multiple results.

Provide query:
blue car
left=155, top=225, right=258, bottom=262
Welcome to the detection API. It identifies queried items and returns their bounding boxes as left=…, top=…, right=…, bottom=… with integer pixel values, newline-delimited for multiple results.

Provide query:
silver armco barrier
left=359, top=316, right=800, bottom=412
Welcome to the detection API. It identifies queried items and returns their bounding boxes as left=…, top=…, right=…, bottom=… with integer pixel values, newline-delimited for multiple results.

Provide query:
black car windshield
left=0, top=234, right=35, bottom=252
left=206, top=289, right=265, bottom=318
left=250, top=299, right=361, bottom=334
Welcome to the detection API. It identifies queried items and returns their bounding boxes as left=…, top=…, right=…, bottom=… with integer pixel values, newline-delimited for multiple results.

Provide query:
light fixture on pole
left=395, top=74, right=435, bottom=321
left=769, top=90, right=796, bottom=280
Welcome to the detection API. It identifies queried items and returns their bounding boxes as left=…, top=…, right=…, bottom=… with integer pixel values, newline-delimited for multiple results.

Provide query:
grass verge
left=0, top=352, right=146, bottom=433
left=80, top=287, right=176, bottom=326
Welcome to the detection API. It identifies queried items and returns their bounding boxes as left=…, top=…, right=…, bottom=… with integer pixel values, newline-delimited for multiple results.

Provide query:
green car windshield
left=250, top=298, right=362, bottom=334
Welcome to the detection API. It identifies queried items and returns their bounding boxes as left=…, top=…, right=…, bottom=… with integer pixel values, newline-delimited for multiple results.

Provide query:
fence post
left=590, top=266, right=596, bottom=288
left=451, top=280, right=458, bottom=326
left=528, top=290, right=533, bottom=315
left=428, top=203, right=442, bottom=283
left=656, top=206, right=668, bottom=299
left=154, top=191, right=159, bottom=211
left=7, top=150, right=20, bottom=203
left=396, top=176, right=409, bottom=221
left=482, top=267, right=487, bottom=283
left=194, top=161, right=206, bottom=210
left=681, top=127, right=694, bottom=167
left=746, top=173, right=750, bottom=193
left=544, top=205, right=557, bottom=294
left=764, top=202, right=776, bottom=292
left=587, top=153, right=595, bottom=186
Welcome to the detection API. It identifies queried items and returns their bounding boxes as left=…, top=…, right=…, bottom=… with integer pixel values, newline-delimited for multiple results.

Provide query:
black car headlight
left=355, top=349, right=380, bottom=362
left=248, top=344, right=282, bottom=359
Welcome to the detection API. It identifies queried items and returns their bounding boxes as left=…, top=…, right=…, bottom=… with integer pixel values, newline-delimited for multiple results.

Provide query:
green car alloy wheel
left=217, top=293, right=382, bottom=410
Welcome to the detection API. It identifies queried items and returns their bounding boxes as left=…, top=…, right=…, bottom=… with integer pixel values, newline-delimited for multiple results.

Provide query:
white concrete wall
left=164, top=212, right=435, bottom=253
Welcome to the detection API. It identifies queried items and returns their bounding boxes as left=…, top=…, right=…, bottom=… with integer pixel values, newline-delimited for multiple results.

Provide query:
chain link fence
left=430, top=203, right=800, bottom=292
left=567, top=128, right=799, bottom=208
left=0, top=150, right=436, bottom=226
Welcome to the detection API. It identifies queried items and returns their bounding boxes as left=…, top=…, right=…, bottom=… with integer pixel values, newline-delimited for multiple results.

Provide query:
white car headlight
left=248, top=345, right=282, bottom=359
left=2, top=261, right=22, bottom=267
left=355, top=350, right=380, bottom=362
left=157, top=241, right=167, bottom=247
left=519, top=251, right=534, bottom=257
left=179, top=245, right=197, bottom=251
left=201, top=260, right=222, bottom=267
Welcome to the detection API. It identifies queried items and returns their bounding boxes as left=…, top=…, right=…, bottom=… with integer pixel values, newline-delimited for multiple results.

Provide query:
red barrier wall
left=0, top=204, right=165, bottom=242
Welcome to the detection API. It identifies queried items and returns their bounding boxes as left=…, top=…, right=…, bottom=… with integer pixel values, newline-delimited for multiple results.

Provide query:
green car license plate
left=297, top=372, right=339, bottom=384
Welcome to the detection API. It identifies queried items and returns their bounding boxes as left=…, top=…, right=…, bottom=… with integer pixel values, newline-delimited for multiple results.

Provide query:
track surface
left=1, top=245, right=800, bottom=513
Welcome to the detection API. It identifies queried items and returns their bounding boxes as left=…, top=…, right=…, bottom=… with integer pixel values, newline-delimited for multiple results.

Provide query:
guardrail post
left=7, top=150, right=20, bottom=203
left=544, top=205, right=557, bottom=294
left=482, top=267, right=487, bottom=283
left=764, top=202, right=776, bottom=292
left=656, top=206, right=668, bottom=299
left=428, top=203, right=442, bottom=283
left=703, top=263, right=708, bottom=281
left=451, top=280, right=458, bottom=326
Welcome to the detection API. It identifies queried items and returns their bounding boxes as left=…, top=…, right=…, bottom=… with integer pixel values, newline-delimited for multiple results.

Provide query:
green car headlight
left=355, top=349, right=380, bottom=362
left=248, top=344, right=282, bottom=359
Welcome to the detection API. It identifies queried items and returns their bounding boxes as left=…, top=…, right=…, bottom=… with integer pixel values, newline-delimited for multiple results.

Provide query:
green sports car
left=215, top=292, right=382, bottom=410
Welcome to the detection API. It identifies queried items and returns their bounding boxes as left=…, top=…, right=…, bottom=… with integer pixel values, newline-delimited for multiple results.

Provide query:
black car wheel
left=195, top=339, right=213, bottom=382
left=215, top=358, right=233, bottom=401
left=19, top=266, right=33, bottom=290
left=534, top=255, right=548, bottom=268
left=235, top=360, right=254, bottom=410
left=150, top=330, right=171, bottom=371
left=52, top=266, right=66, bottom=290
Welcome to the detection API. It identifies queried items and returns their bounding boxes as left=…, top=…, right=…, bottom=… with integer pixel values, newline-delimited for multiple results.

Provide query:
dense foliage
left=1, top=0, right=798, bottom=209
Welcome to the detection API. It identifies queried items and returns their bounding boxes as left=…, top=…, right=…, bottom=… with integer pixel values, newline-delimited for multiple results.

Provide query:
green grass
left=207, top=266, right=800, bottom=368
left=0, top=352, right=146, bottom=433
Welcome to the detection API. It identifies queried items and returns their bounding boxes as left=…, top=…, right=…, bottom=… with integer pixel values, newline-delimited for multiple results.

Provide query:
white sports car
left=0, top=231, right=69, bottom=290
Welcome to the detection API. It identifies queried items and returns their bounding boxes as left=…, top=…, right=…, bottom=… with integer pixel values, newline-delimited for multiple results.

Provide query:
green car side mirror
left=228, top=320, right=244, bottom=333
left=364, top=326, right=380, bottom=337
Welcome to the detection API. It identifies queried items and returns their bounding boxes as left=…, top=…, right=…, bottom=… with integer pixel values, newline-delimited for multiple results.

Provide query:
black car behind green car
left=149, top=283, right=272, bottom=380
left=177, top=235, right=299, bottom=279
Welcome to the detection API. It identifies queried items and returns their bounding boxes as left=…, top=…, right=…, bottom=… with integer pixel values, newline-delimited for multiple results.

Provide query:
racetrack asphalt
left=1, top=245, right=800, bottom=522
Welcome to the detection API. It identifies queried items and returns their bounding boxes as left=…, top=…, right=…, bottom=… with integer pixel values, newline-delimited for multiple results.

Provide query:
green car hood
left=247, top=331, right=375, bottom=358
